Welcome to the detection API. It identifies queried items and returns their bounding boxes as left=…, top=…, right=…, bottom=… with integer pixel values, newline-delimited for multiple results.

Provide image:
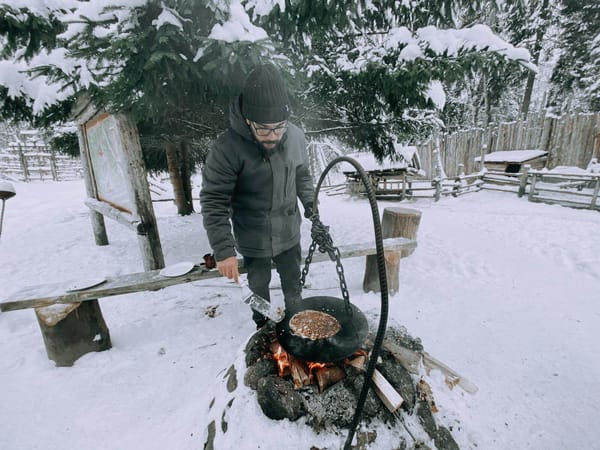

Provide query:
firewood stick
left=383, top=339, right=478, bottom=394
left=371, top=369, right=404, bottom=413
left=422, top=351, right=478, bottom=394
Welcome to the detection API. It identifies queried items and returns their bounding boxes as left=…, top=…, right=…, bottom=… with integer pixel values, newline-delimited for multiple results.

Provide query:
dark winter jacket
left=200, top=97, right=314, bottom=261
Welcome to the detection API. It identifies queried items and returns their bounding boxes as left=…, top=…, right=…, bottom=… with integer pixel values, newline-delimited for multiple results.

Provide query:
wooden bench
left=0, top=236, right=417, bottom=366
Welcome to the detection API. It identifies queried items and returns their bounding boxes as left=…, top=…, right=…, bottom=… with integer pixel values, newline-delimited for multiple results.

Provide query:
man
left=200, top=64, right=315, bottom=328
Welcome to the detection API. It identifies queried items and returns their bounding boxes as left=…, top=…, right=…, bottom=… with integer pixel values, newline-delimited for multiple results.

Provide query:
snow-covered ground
left=1, top=179, right=599, bottom=450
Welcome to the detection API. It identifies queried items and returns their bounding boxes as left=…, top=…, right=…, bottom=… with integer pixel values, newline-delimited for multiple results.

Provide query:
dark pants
left=243, top=243, right=302, bottom=325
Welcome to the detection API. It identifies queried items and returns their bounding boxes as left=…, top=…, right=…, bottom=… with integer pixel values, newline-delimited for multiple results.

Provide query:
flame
left=271, top=342, right=291, bottom=377
left=270, top=339, right=362, bottom=388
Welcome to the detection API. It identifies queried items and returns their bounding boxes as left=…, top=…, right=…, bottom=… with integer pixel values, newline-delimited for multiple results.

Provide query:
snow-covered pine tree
left=502, top=0, right=555, bottom=116
left=250, top=0, right=534, bottom=160
left=550, top=0, right=600, bottom=112
left=0, top=1, right=281, bottom=214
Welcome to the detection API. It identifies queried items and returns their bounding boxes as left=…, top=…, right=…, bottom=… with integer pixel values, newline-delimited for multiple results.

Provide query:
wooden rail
left=0, top=237, right=417, bottom=312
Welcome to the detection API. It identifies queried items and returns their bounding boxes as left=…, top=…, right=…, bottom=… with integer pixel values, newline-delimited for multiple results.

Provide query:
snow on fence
left=344, top=164, right=484, bottom=202
left=0, top=144, right=82, bottom=181
left=526, top=169, right=600, bottom=211
left=342, top=162, right=599, bottom=212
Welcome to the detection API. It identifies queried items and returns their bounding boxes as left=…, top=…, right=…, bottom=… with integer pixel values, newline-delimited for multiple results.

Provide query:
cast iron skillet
left=275, top=296, right=369, bottom=362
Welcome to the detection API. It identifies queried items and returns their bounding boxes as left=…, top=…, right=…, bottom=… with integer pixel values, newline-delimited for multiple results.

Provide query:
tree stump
left=35, top=300, right=112, bottom=367
left=363, top=207, right=422, bottom=294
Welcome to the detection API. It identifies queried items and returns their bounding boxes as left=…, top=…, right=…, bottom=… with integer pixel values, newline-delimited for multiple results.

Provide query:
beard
left=257, top=138, right=282, bottom=154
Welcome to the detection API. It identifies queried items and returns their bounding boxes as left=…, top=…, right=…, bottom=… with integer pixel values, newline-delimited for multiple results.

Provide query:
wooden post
left=363, top=207, right=422, bottom=294
left=116, top=114, right=165, bottom=271
left=35, top=300, right=112, bottom=366
left=591, top=177, right=600, bottom=210
left=433, top=179, right=441, bottom=201
left=518, top=164, right=531, bottom=198
left=49, top=151, right=59, bottom=181
left=77, top=124, right=109, bottom=246
left=528, top=172, right=538, bottom=201
left=18, top=145, right=30, bottom=181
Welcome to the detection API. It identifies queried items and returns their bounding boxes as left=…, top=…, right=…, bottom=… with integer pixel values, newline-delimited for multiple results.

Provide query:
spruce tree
left=550, top=0, right=600, bottom=112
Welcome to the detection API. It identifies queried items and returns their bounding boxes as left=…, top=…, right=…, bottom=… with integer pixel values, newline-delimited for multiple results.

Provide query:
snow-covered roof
left=474, top=149, right=547, bottom=163
left=340, top=148, right=417, bottom=172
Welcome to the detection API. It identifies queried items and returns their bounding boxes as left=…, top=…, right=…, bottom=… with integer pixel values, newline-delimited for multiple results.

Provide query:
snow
left=208, top=1, right=268, bottom=43
left=339, top=149, right=417, bottom=172
left=474, top=150, right=548, bottom=163
left=425, top=80, right=446, bottom=110
left=152, top=6, right=185, bottom=31
left=1, top=178, right=599, bottom=449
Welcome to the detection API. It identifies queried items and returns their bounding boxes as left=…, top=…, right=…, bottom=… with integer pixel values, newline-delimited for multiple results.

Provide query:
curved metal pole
left=311, top=156, right=389, bottom=449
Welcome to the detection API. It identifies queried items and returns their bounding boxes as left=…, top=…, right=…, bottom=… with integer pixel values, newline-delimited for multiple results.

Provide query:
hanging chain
left=300, top=215, right=351, bottom=312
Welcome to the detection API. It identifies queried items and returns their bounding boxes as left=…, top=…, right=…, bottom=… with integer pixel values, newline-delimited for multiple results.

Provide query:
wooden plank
left=532, top=186, right=595, bottom=198
left=85, top=198, right=142, bottom=233
left=0, top=237, right=417, bottom=312
left=529, top=196, right=598, bottom=210
left=372, top=369, right=404, bottom=412
left=383, top=339, right=478, bottom=394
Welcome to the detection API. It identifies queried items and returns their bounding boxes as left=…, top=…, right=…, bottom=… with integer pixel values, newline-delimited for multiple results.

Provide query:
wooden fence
left=347, top=168, right=599, bottom=211
left=0, top=144, right=82, bottom=181
left=416, top=111, right=600, bottom=178
left=479, top=166, right=600, bottom=211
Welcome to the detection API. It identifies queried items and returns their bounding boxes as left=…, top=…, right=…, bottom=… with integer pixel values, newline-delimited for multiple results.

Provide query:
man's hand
left=217, top=256, right=239, bottom=283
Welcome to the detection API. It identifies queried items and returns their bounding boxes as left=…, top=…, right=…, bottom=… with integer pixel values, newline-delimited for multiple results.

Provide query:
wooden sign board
left=84, top=113, right=136, bottom=214
left=72, top=98, right=164, bottom=271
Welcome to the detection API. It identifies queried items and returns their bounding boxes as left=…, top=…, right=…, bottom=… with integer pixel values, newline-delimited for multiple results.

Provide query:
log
left=363, top=207, right=422, bottom=294
left=314, top=365, right=346, bottom=392
left=289, top=358, right=311, bottom=389
left=372, top=368, right=404, bottom=413
left=35, top=300, right=111, bottom=366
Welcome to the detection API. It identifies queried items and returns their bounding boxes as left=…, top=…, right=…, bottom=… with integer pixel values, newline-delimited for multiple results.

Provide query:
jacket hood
left=229, top=96, right=254, bottom=141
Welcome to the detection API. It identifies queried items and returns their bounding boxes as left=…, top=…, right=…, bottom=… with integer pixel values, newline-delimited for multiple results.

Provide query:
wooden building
left=475, top=149, right=548, bottom=173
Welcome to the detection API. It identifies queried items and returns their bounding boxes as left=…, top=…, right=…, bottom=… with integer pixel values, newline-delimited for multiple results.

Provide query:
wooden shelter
left=475, top=149, right=548, bottom=173
left=341, top=149, right=423, bottom=198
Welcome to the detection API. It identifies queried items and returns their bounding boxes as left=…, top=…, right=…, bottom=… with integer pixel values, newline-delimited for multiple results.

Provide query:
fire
left=271, top=342, right=291, bottom=377
left=269, top=340, right=353, bottom=392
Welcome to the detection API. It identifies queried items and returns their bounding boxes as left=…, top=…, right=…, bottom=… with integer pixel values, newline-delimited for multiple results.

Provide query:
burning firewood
left=289, top=357, right=311, bottom=389
left=345, top=352, right=367, bottom=371
left=270, top=341, right=291, bottom=377
left=313, top=365, right=346, bottom=393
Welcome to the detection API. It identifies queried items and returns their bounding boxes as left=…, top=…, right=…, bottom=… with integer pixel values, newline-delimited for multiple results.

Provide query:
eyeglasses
left=250, top=121, right=288, bottom=137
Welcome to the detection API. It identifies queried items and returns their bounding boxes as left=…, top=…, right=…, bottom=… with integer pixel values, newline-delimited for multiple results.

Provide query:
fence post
left=433, top=178, right=441, bottom=201
left=528, top=172, right=538, bottom=201
left=518, top=164, right=531, bottom=198
left=591, top=177, right=600, bottom=210
left=17, top=145, right=30, bottom=181
left=50, top=151, right=59, bottom=181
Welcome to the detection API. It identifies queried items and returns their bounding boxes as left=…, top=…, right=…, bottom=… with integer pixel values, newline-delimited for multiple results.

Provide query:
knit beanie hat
left=241, top=64, right=290, bottom=123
